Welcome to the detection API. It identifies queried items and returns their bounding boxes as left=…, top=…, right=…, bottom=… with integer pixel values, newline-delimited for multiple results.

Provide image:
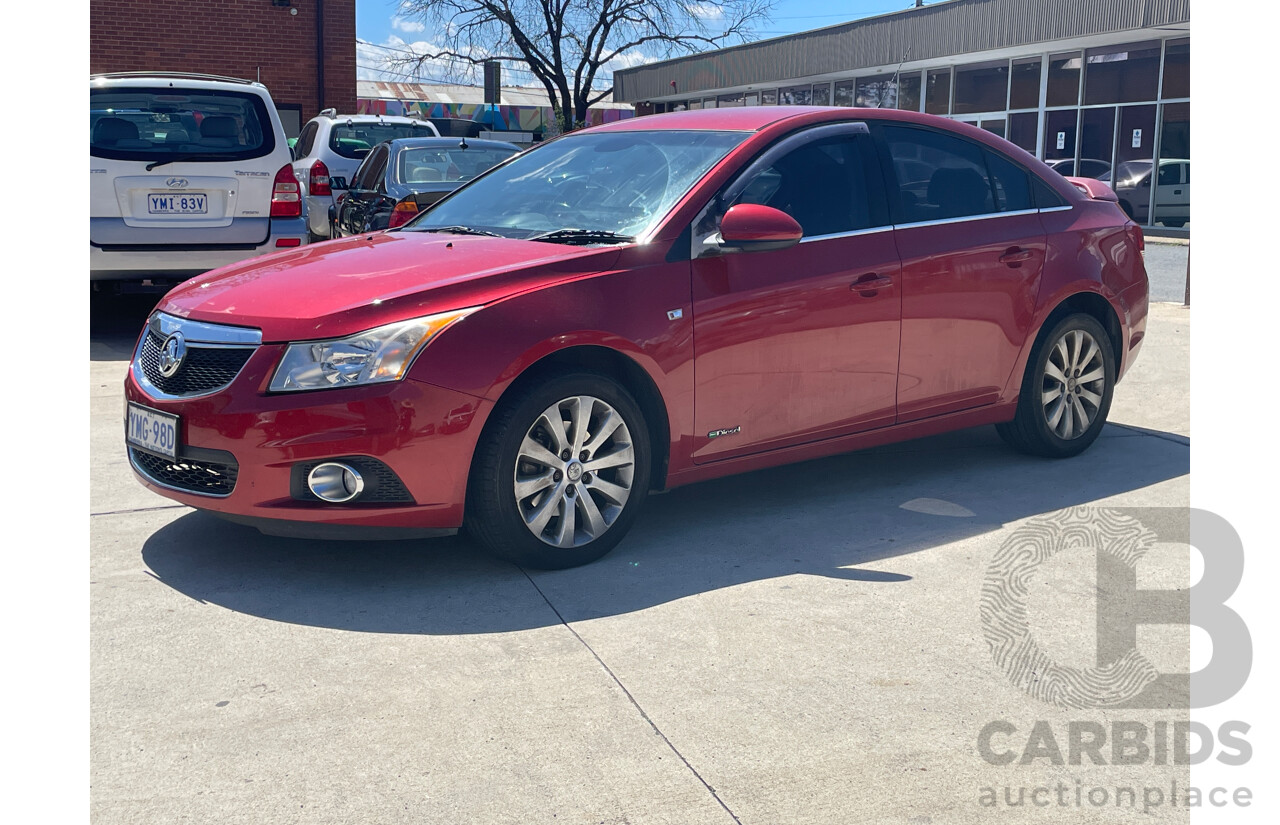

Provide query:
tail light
left=388, top=198, right=422, bottom=229
left=1128, top=222, right=1145, bottom=253
left=270, top=164, right=302, bottom=218
left=309, top=159, right=331, bottom=196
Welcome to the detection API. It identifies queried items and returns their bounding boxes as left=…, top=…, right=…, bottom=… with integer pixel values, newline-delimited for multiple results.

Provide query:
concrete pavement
left=91, top=298, right=1191, bottom=823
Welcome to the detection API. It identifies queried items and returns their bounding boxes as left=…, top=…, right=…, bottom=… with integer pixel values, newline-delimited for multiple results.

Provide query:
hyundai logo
left=166, top=177, right=189, bottom=189
left=158, top=332, right=187, bottom=378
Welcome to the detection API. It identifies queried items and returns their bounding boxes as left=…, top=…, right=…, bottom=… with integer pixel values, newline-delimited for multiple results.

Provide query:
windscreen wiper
left=145, top=154, right=216, bottom=171
left=528, top=229, right=636, bottom=245
left=421, top=225, right=504, bottom=238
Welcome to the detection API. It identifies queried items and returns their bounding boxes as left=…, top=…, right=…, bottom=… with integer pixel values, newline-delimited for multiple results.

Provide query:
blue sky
left=355, top=1, right=925, bottom=88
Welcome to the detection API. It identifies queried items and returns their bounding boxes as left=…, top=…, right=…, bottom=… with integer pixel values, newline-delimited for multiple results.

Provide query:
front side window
left=90, top=87, right=274, bottom=162
left=881, top=125, right=1033, bottom=221
left=409, top=130, right=748, bottom=241
left=730, top=133, right=888, bottom=237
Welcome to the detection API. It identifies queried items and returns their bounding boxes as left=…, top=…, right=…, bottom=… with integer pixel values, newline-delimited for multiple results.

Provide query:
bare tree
left=390, top=1, right=774, bottom=132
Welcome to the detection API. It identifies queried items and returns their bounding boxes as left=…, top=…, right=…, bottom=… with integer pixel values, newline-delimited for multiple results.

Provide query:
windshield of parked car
left=330, top=122, right=439, bottom=159
left=396, top=144, right=520, bottom=185
left=405, top=130, right=748, bottom=242
left=90, top=88, right=273, bottom=161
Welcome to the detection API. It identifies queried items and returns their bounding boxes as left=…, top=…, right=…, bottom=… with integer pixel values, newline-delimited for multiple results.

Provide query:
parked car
left=331, top=137, right=521, bottom=237
left=1045, top=157, right=1111, bottom=179
left=1100, top=159, right=1190, bottom=227
left=291, top=111, right=441, bottom=242
left=90, top=72, right=307, bottom=286
left=125, top=107, right=1148, bottom=569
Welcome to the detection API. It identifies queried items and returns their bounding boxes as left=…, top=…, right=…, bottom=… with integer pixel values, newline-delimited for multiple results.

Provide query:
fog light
left=307, top=462, right=364, bottom=502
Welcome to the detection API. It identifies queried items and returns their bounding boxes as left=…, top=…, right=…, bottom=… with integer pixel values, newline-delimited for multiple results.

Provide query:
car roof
left=89, top=72, right=269, bottom=95
left=386, top=137, right=522, bottom=151
left=316, top=114, right=432, bottom=125
left=586, top=105, right=1016, bottom=136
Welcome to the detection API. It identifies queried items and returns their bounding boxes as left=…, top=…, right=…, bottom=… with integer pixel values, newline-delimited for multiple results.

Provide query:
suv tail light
left=309, top=159, right=332, bottom=196
left=270, top=164, right=302, bottom=218
left=388, top=198, right=422, bottom=229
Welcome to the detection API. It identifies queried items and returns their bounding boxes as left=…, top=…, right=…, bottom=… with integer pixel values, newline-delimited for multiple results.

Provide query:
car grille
left=130, top=447, right=239, bottom=497
left=138, top=331, right=254, bottom=396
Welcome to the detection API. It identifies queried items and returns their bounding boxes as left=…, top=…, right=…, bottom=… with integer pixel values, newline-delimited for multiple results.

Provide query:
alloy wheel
left=1040, top=329, right=1107, bottom=440
left=513, top=395, right=636, bottom=548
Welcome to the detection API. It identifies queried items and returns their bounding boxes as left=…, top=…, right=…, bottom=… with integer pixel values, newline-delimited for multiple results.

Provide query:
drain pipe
left=315, top=0, right=326, bottom=114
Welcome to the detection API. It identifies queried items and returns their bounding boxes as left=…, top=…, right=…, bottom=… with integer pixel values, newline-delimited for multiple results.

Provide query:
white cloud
left=391, top=16, right=426, bottom=34
left=688, top=2, right=724, bottom=20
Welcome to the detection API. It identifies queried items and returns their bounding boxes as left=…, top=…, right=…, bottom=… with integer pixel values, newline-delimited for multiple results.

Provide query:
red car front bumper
left=124, top=348, right=493, bottom=534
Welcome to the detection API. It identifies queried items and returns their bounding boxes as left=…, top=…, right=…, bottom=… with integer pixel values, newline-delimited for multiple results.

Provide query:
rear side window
left=296, top=121, right=319, bottom=158
left=90, top=87, right=275, bottom=162
left=880, top=124, right=1035, bottom=221
left=329, top=123, right=439, bottom=159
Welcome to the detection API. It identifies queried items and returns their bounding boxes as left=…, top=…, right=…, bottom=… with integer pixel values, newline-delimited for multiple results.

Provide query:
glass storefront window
left=1043, top=109, right=1077, bottom=162
left=717, top=92, right=745, bottom=107
left=897, top=73, right=922, bottom=112
left=1115, top=105, right=1156, bottom=167
left=1153, top=101, right=1190, bottom=228
left=1079, top=107, right=1116, bottom=176
left=856, top=74, right=896, bottom=108
left=1084, top=41, right=1161, bottom=105
left=925, top=68, right=951, bottom=115
left=981, top=119, right=1006, bottom=139
left=1047, top=52, right=1082, bottom=107
left=954, top=60, right=1009, bottom=114
left=780, top=85, right=812, bottom=105
left=1010, top=57, right=1042, bottom=109
left=812, top=83, right=831, bottom=106
left=1162, top=38, right=1189, bottom=99
left=761, top=89, right=777, bottom=105
left=1008, top=112, right=1038, bottom=153
left=834, top=80, right=854, bottom=107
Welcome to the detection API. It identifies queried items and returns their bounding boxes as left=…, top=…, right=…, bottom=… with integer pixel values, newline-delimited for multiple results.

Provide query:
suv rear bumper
left=90, top=216, right=308, bottom=281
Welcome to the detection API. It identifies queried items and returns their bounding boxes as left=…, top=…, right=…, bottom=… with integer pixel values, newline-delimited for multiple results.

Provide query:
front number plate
left=148, top=193, right=208, bottom=214
left=127, top=403, right=180, bottom=459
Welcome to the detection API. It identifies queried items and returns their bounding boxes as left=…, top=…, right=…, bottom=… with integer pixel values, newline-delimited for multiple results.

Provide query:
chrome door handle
left=999, top=248, right=1034, bottom=265
left=851, top=273, right=894, bottom=293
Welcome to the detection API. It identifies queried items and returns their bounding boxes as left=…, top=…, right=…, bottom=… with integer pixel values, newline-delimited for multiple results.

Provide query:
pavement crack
left=519, top=567, right=744, bottom=825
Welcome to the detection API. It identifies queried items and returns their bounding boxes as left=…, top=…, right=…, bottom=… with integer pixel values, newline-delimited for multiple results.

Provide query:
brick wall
left=90, top=0, right=356, bottom=125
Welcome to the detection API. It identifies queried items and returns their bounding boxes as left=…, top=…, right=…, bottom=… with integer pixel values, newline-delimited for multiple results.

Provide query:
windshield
left=90, top=87, right=274, bottom=162
left=396, top=145, right=520, bottom=185
left=406, top=130, right=748, bottom=241
left=330, top=122, right=439, bottom=159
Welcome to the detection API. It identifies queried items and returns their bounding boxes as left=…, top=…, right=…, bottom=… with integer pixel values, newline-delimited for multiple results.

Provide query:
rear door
left=872, top=122, right=1047, bottom=422
left=690, top=122, right=902, bottom=463
left=338, top=145, right=389, bottom=235
left=90, top=84, right=284, bottom=247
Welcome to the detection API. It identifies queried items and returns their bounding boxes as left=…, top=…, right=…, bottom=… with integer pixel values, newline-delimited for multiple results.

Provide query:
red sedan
left=125, top=107, right=1148, bottom=568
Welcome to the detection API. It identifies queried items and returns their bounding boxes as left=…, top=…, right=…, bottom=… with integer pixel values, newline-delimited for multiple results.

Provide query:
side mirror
left=718, top=203, right=803, bottom=253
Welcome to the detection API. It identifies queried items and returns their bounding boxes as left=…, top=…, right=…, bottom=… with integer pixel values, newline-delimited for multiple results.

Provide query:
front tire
left=997, top=314, right=1116, bottom=458
left=466, top=373, right=651, bottom=569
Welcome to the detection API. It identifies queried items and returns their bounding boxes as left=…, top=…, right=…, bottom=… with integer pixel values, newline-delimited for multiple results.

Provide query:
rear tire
left=997, top=313, right=1116, bottom=458
left=466, top=372, right=651, bottom=569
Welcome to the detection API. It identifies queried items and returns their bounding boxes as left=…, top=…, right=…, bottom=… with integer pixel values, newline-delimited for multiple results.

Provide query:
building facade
left=89, top=0, right=356, bottom=137
left=615, top=0, right=1190, bottom=231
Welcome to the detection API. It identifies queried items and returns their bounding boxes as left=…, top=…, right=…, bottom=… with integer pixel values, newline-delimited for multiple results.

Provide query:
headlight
left=269, top=308, right=478, bottom=392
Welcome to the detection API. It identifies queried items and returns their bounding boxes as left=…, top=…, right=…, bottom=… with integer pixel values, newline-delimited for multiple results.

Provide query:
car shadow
left=90, top=291, right=162, bottom=361
left=139, top=423, right=1188, bottom=635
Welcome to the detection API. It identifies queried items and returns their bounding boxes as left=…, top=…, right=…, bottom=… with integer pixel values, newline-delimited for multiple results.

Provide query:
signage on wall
left=1056, top=131, right=1066, bottom=150
left=1132, top=128, right=1143, bottom=148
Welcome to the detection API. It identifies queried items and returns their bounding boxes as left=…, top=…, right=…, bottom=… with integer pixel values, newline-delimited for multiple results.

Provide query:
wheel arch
left=1006, top=288, right=1126, bottom=401
left=475, top=344, right=673, bottom=492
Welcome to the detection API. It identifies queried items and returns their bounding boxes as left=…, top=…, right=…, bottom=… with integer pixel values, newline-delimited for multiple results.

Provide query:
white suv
left=90, top=72, right=307, bottom=285
left=291, top=111, right=440, bottom=241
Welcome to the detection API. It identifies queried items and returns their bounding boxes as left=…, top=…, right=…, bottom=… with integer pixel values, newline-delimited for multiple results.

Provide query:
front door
left=690, top=123, right=902, bottom=463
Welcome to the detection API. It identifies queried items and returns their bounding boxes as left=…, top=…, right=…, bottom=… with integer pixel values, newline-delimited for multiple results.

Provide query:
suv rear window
left=330, top=122, right=439, bottom=159
left=90, top=87, right=275, bottom=162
